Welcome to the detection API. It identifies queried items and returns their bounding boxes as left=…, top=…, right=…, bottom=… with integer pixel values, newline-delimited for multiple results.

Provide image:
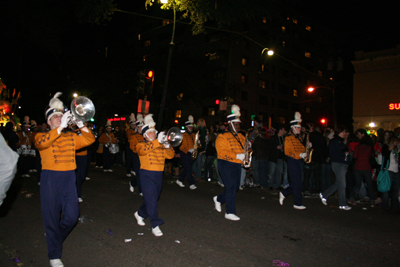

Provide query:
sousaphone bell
left=162, top=127, right=183, bottom=147
left=70, top=96, right=96, bottom=122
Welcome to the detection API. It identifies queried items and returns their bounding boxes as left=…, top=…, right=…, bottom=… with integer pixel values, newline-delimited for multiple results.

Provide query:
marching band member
left=98, top=120, right=117, bottom=172
left=279, top=112, right=307, bottom=210
left=17, top=116, right=32, bottom=177
left=29, top=120, right=39, bottom=173
left=133, top=114, right=174, bottom=237
left=35, top=92, right=95, bottom=267
left=213, top=105, right=245, bottom=221
left=128, top=114, right=145, bottom=194
left=126, top=113, right=136, bottom=177
left=176, top=115, right=197, bottom=190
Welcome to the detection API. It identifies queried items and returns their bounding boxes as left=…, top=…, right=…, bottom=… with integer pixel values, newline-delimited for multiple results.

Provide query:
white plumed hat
left=129, top=113, right=136, bottom=124
left=45, top=92, right=64, bottom=120
left=22, top=116, right=30, bottom=126
left=227, top=104, right=241, bottom=123
left=185, top=115, right=194, bottom=127
left=135, top=113, right=144, bottom=127
left=290, top=111, right=302, bottom=127
left=105, top=120, right=112, bottom=128
left=141, top=114, right=156, bottom=134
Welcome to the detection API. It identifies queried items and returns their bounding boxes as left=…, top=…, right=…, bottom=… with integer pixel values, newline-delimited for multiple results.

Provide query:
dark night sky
left=0, top=0, right=399, bottom=124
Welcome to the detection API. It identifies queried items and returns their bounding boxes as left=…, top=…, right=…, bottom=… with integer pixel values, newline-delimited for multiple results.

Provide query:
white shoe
left=95, top=166, right=100, bottom=168
left=134, top=211, right=145, bottom=226
left=108, top=169, right=113, bottom=172
left=131, top=171, right=136, bottom=176
left=85, top=177, right=90, bottom=180
left=129, top=182, right=134, bottom=193
left=293, top=205, right=306, bottom=210
left=100, top=166, right=103, bottom=168
left=239, top=186, right=244, bottom=190
left=78, top=198, right=83, bottom=203
left=152, top=226, right=163, bottom=237
left=29, top=169, right=33, bottom=173
left=176, top=180, right=185, bottom=187
left=103, top=169, right=108, bottom=173
left=218, top=181, right=224, bottom=187
left=279, top=192, right=285, bottom=205
left=126, top=173, right=132, bottom=177
left=189, top=184, right=197, bottom=190
left=32, top=169, right=37, bottom=172
left=50, top=259, right=64, bottom=267
left=319, top=193, right=327, bottom=206
left=225, top=213, right=240, bottom=221
left=38, top=182, right=40, bottom=186
left=213, top=196, right=221, bottom=212
left=139, top=193, right=143, bottom=196
left=339, top=205, right=352, bottom=211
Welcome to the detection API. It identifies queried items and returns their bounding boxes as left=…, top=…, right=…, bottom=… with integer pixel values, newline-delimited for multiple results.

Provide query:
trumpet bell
left=166, top=127, right=183, bottom=147
left=71, top=96, right=95, bottom=122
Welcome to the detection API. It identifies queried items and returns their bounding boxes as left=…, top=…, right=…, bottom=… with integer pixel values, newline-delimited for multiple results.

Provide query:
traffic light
left=320, top=118, right=326, bottom=124
left=137, top=71, right=146, bottom=94
left=144, top=69, right=154, bottom=96
left=174, top=119, right=179, bottom=124
left=215, top=99, right=220, bottom=105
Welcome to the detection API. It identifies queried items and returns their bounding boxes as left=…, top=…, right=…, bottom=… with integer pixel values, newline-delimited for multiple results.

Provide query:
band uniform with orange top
left=128, top=113, right=145, bottom=193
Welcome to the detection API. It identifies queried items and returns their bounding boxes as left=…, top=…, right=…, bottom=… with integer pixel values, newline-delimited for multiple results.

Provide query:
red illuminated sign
left=389, top=103, right=400, bottom=110
left=108, top=117, right=126, bottom=122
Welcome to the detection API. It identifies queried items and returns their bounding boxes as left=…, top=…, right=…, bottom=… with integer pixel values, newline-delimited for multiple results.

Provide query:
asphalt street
left=0, top=164, right=399, bottom=267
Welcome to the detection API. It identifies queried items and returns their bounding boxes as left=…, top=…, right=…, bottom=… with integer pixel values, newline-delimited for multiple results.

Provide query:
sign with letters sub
left=389, top=103, right=400, bottom=110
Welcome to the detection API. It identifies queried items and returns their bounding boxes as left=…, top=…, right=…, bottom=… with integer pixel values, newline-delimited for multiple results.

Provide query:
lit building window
left=241, top=74, right=248, bottom=83
left=305, top=52, right=311, bottom=58
left=242, top=57, right=247, bottom=66
left=282, top=26, right=286, bottom=32
left=162, top=20, right=170, bottom=26
left=305, top=107, right=311, bottom=113
left=287, top=16, right=290, bottom=20
left=293, top=89, right=298, bottom=97
left=282, top=41, right=286, bottom=47
left=318, top=70, right=323, bottom=76
left=262, top=17, right=267, bottom=23
left=209, top=53, right=220, bottom=60
left=293, top=18, right=298, bottom=24
left=259, top=80, right=266, bottom=89
left=177, top=93, right=183, bottom=101
left=306, top=25, right=311, bottom=31
left=142, top=54, right=148, bottom=62
left=175, top=110, right=182, bottom=118
left=279, top=117, right=286, bottom=124
left=261, top=64, right=265, bottom=71
left=208, top=108, right=215, bottom=116
left=144, top=40, right=151, bottom=47
left=330, top=77, right=334, bottom=81
left=138, top=34, right=141, bottom=41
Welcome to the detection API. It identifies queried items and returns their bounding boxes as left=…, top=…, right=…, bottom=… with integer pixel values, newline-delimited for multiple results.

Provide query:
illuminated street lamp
left=307, top=85, right=336, bottom=127
left=73, top=93, right=78, bottom=98
left=369, top=122, right=375, bottom=127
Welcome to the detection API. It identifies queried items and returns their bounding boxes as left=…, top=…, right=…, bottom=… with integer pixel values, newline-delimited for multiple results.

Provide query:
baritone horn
left=70, top=96, right=96, bottom=123
left=161, top=127, right=183, bottom=147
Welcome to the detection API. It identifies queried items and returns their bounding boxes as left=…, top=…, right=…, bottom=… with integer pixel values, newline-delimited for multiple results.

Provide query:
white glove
left=188, top=148, right=195, bottom=153
left=236, top=153, right=245, bottom=161
left=158, top=132, right=166, bottom=144
left=163, top=142, right=171, bottom=149
left=300, top=153, right=307, bottom=159
left=76, top=120, right=85, bottom=129
left=60, top=111, right=72, bottom=129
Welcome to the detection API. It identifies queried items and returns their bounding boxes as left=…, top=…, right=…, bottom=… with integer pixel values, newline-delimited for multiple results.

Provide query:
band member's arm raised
left=164, top=146, right=175, bottom=159
left=75, top=130, right=95, bottom=150
left=137, top=139, right=163, bottom=156
left=34, top=128, right=61, bottom=150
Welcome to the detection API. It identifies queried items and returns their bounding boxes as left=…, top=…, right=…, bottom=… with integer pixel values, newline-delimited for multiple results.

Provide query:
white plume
left=130, top=113, right=136, bottom=122
left=106, top=120, right=112, bottom=126
left=188, top=115, right=194, bottom=123
left=294, top=111, right=302, bottom=122
left=137, top=114, right=144, bottom=123
left=231, top=104, right=241, bottom=117
left=49, top=92, right=64, bottom=110
left=144, top=114, right=156, bottom=128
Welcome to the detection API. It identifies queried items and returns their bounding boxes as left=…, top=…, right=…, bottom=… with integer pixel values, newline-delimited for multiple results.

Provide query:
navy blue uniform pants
left=40, top=170, right=79, bottom=260
left=138, top=170, right=164, bottom=228
left=76, top=155, right=87, bottom=198
left=217, top=160, right=241, bottom=214
left=179, top=152, right=195, bottom=186
left=281, top=158, right=303, bottom=206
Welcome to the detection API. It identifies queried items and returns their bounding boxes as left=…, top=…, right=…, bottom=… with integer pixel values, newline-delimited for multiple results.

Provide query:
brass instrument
left=192, top=131, right=201, bottom=160
left=304, top=132, right=314, bottom=164
left=242, top=134, right=252, bottom=168
left=70, top=96, right=96, bottom=123
left=161, top=127, right=183, bottom=147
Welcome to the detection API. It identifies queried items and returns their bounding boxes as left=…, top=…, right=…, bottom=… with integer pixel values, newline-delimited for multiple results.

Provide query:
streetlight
left=307, top=85, right=336, bottom=128
left=73, top=93, right=78, bottom=98
left=369, top=122, right=375, bottom=127
left=255, top=48, right=274, bottom=118
left=157, top=0, right=176, bottom=131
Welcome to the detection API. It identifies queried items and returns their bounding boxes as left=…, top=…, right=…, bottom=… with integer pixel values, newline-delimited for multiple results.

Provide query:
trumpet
left=304, top=132, right=314, bottom=164
left=160, top=127, right=183, bottom=147
left=69, top=96, right=96, bottom=124
left=192, top=131, right=201, bottom=160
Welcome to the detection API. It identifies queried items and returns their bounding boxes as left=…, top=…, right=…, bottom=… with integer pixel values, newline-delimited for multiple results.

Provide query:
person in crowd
left=126, top=113, right=137, bottom=177
left=319, top=125, right=352, bottom=211
left=17, top=116, right=33, bottom=177
left=213, top=104, right=245, bottom=221
left=345, top=133, right=359, bottom=200
left=252, top=127, right=269, bottom=189
left=268, top=125, right=286, bottom=192
left=35, top=92, right=95, bottom=267
left=380, top=136, right=399, bottom=211
left=98, top=121, right=118, bottom=173
left=128, top=114, right=145, bottom=194
left=279, top=112, right=308, bottom=210
left=3, top=121, right=19, bottom=152
left=133, top=114, right=174, bottom=237
left=95, top=127, right=104, bottom=168
left=321, top=129, right=333, bottom=192
left=348, top=129, right=375, bottom=207
left=176, top=115, right=197, bottom=190
left=203, top=133, right=217, bottom=182
left=193, top=118, right=207, bottom=178
left=29, top=120, right=39, bottom=173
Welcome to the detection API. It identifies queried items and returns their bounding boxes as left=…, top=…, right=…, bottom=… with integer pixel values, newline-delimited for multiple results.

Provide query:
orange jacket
left=129, top=133, right=144, bottom=153
left=180, top=132, right=195, bottom=154
left=99, top=132, right=117, bottom=145
left=35, top=129, right=95, bottom=171
left=126, top=128, right=135, bottom=140
left=284, top=134, right=305, bottom=160
left=137, top=139, right=174, bottom=171
left=216, top=131, right=245, bottom=164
